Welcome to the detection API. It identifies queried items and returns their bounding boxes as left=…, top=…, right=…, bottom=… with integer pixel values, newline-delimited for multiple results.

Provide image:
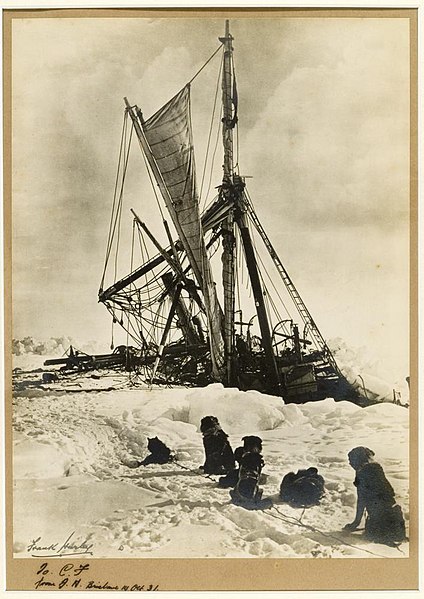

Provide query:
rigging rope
left=187, top=44, right=223, bottom=86
left=126, top=219, right=137, bottom=354
left=199, top=53, right=223, bottom=210
left=204, top=103, right=223, bottom=208
left=112, top=123, right=134, bottom=286
left=253, top=231, right=291, bottom=324
left=232, top=53, right=240, bottom=174
left=100, top=111, right=129, bottom=290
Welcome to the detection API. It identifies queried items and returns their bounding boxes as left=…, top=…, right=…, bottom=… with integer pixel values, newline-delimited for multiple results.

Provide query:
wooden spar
left=219, top=20, right=235, bottom=180
left=162, top=272, right=201, bottom=346
left=99, top=247, right=179, bottom=302
left=99, top=204, right=225, bottom=304
left=236, top=211, right=281, bottom=393
left=219, top=20, right=236, bottom=385
left=163, top=219, right=180, bottom=266
left=130, top=210, right=184, bottom=279
left=150, top=283, right=183, bottom=384
left=130, top=209, right=205, bottom=313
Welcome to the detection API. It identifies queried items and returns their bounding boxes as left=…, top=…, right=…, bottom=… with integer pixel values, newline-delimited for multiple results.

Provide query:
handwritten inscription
left=27, top=531, right=94, bottom=557
left=33, top=562, right=159, bottom=591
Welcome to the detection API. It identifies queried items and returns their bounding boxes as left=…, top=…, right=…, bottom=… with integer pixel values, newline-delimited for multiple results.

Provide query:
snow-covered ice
left=12, top=360, right=409, bottom=560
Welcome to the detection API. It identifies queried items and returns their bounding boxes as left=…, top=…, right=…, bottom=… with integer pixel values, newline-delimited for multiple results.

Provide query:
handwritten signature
left=27, top=531, right=94, bottom=557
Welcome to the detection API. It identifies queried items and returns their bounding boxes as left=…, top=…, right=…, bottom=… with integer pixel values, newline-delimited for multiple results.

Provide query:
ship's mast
left=219, top=21, right=281, bottom=393
left=220, top=20, right=237, bottom=385
left=220, top=20, right=234, bottom=182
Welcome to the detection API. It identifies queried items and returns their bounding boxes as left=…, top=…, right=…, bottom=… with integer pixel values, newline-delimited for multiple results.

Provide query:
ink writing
left=27, top=531, right=94, bottom=557
left=32, top=562, right=159, bottom=591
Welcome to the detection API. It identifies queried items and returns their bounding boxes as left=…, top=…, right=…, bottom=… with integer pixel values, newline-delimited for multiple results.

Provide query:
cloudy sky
left=11, top=14, right=411, bottom=380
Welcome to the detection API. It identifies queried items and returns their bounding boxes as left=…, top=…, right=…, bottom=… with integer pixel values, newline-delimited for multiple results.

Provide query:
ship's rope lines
left=203, top=103, right=223, bottom=211
left=105, top=305, right=141, bottom=348
left=247, top=216, right=283, bottom=332
left=248, top=213, right=292, bottom=325
left=245, top=191, right=323, bottom=354
left=187, top=44, right=222, bottom=86
left=139, top=221, right=153, bottom=313
left=113, top=123, right=134, bottom=285
left=234, top=227, right=251, bottom=319
left=236, top=227, right=244, bottom=293
left=199, top=53, right=223, bottom=212
left=100, top=110, right=130, bottom=291
left=235, top=226, right=252, bottom=301
left=231, top=53, right=240, bottom=176
left=126, top=219, right=138, bottom=352
left=235, top=231, right=254, bottom=330
left=104, top=118, right=134, bottom=290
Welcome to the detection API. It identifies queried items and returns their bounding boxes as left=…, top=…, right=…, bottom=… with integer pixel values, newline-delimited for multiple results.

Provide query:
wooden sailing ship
left=98, top=21, right=365, bottom=404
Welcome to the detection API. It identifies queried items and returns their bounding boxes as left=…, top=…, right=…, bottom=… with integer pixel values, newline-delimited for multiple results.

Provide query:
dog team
left=136, top=415, right=407, bottom=548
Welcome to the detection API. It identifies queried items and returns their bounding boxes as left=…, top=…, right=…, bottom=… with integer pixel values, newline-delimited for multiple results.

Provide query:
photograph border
left=3, top=5, right=419, bottom=592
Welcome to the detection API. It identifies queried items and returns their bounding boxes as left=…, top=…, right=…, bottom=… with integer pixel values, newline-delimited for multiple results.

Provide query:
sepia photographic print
left=4, top=6, right=418, bottom=592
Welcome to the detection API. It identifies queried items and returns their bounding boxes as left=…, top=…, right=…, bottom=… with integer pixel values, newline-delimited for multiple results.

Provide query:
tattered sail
left=141, top=85, right=225, bottom=379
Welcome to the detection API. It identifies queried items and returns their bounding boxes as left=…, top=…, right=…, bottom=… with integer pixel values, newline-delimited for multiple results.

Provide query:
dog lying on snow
left=123, top=437, right=174, bottom=468
left=200, top=416, right=235, bottom=475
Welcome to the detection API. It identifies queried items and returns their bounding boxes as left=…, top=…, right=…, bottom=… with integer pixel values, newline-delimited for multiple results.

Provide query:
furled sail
left=141, top=85, right=224, bottom=379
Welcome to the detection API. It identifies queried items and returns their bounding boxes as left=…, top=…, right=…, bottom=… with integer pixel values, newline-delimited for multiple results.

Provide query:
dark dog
left=279, top=467, right=325, bottom=507
left=241, top=435, right=262, bottom=453
left=218, top=446, right=245, bottom=488
left=230, top=450, right=266, bottom=506
left=219, top=436, right=264, bottom=488
left=344, top=446, right=406, bottom=546
left=200, top=416, right=235, bottom=475
left=138, top=437, right=174, bottom=466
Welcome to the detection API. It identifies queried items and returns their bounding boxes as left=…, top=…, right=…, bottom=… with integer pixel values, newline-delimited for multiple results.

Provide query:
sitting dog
left=219, top=435, right=264, bottom=488
left=200, top=416, right=235, bottom=475
left=230, top=450, right=266, bottom=507
left=218, top=446, right=244, bottom=488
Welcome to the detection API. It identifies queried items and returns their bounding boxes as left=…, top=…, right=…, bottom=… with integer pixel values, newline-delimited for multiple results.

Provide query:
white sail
left=141, top=85, right=225, bottom=379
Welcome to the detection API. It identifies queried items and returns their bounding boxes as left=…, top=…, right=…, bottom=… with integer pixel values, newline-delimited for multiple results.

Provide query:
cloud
left=243, top=19, right=409, bottom=232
